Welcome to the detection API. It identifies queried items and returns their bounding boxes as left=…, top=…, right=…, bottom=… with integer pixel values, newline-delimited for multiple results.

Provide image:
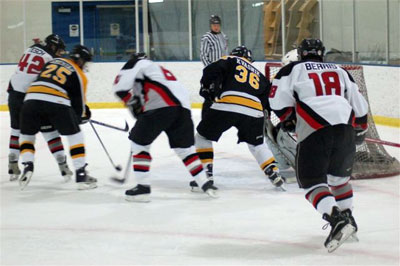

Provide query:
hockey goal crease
left=265, top=62, right=400, bottom=180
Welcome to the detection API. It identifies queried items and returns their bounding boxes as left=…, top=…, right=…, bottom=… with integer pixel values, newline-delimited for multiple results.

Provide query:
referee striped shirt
left=200, top=31, right=228, bottom=66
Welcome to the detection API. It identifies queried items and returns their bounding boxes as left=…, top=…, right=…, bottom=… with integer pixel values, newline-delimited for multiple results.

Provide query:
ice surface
left=1, top=109, right=399, bottom=265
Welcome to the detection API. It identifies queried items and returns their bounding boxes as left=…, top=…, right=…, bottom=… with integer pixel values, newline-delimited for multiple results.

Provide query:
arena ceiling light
left=149, top=0, right=164, bottom=3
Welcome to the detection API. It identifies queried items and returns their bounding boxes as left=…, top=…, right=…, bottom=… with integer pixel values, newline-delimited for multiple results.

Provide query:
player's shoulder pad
left=274, top=61, right=303, bottom=80
left=339, top=67, right=356, bottom=83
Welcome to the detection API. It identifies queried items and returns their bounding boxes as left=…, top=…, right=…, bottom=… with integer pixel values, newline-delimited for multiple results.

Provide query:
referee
left=200, top=15, right=228, bottom=67
left=200, top=15, right=228, bottom=118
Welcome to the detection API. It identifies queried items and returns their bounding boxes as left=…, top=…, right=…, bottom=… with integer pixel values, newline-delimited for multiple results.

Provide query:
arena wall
left=1, top=62, right=399, bottom=126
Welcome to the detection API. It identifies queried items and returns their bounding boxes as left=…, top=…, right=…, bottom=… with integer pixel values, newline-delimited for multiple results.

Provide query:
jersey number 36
left=234, top=65, right=260, bottom=90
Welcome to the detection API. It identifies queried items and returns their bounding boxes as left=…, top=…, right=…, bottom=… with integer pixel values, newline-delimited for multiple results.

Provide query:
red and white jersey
left=269, top=61, right=369, bottom=142
left=9, top=44, right=55, bottom=94
left=112, top=59, right=191, bottom=112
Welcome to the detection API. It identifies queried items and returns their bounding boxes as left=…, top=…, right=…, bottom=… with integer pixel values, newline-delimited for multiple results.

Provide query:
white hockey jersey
left=9, top=44, right=55, bottom=94
left=112, top=59, right=191, bottom=112
left=269, top=61, right=369, bottom=142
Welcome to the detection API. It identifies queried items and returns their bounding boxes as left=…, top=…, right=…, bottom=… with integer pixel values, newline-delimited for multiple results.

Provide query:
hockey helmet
left=230, top=45, right=254, bottom=62
left=209, top=15, right=221, bottom=25
left=297, top=38, right=325, bottom=61
left=44, top=34, right=66, bottom=51
left=282, top=49, right=299, bottom=66
left=70, top=45, right=93, bottom=62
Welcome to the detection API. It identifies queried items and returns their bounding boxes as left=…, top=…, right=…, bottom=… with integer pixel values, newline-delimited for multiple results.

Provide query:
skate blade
left=191, top=186, right=202, bottom=193
left=327, top=224, right=356, bottom=253
left=346, top=232, right=359, bottom=242
left=19, top=172, right=33, bottom=190
left=10, top=174, right=20, bottom=182
left=274, top=184, right=286, bottom=192
left=125, top=194, right=151, bottom=203
left=77, top=182, right=97, bottom=190
left=63, top=175, right=72, bottom=183
left=205, top=189, right=219, bottom=198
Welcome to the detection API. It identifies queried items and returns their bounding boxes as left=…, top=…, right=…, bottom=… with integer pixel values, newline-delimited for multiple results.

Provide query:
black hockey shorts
left=20, top=100, right=81, bottom=136
left=196, top=108, right=265, bottom=146
left=296, top=124, right=356, bottom=188
left=8, top=89, right=25, bottom=130
left=129, top=107, right=195, bottom=148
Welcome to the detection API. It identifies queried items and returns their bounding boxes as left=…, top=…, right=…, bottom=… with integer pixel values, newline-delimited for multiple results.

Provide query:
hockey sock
left=195, top=133, right=214, bottom=167
left=174, top=147, right=209, bottom=187
left=66, top=132, right=86, bottom=169
left=305, top=184, right=338, bottom=215
left=41, top=131, right=66, bottom=164
left=248, top=143, right=277, bottom=173
left=131, top=141, right=152, bottom=186
left=328, top=175, right=353, bottom=211
left=19, top=134, right=36, bottom=163
left=9, top=128, right=20, bottom=162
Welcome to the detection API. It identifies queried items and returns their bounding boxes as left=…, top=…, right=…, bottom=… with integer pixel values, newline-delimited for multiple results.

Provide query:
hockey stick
left=365, top=137, right=400, bottom=148
left=110, top=151, right=133, bottom=184
left=90, top=119, right=129, bottom=132
left=89, top=121, right=122, bottom=171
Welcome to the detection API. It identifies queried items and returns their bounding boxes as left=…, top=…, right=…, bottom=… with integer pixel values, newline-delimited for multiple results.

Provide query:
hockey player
left=7, top=34, right=73, bottom=181
left=112, top=52, right=217, bottom=202
left=194, top=46, right=285, bottom=190
left=18, top=45, right=97, bottom=190
left=269, top=38, right=369, bottom=252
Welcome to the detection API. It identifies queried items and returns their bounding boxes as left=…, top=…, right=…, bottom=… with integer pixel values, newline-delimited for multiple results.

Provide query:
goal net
left=265, top=62, right=400, bottom=179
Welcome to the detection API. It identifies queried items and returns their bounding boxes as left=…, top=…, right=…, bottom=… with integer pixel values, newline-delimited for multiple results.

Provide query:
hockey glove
left=281, top=119, right=296, bottom=133
left=81, top=105, right=91, bottom=124
left=200, top=83, right=215, bottom=102
left=355, top=127, right=368, bottom=145
left=127, top=95, right=143, bottom=119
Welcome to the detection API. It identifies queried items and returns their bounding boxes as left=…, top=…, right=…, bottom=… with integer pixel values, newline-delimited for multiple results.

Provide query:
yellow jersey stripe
left=217, top=96, right=263, bottom=111
left=27, top=86, right=69, bottom=99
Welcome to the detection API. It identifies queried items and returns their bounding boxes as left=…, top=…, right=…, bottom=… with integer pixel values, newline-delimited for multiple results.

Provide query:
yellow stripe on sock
left=260, top=157, right=275, bottom=170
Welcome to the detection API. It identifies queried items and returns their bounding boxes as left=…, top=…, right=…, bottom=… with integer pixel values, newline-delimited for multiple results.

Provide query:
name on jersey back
left=236, top=58, right=260, bottom=76
left=305, top=62, right=338, bottom=71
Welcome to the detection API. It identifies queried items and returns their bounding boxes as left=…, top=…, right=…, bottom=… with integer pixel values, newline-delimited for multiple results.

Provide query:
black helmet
left=209, top=15, right=221, bottom=25
left=230, top=45, right=254, bottom=62
left=122, top=52, right=148, bottom=70
left=44, top=34, right=66, bottom=51
left=70, top=45, right=92, bottom=62
left=130, top=52, right=147, bottom=62
left=297, top=38, right=325, bottom=61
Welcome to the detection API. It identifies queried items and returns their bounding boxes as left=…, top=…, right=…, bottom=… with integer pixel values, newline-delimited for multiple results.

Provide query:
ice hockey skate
left=201, top=180, right=218, bottom=198
left=342, top=208, right=359, bottom=242
left=189, top=164, right=218, bottom=192
left=264, top=163, right=285, bottom=191
left=8, top=154, right=21, bottom=181
left=19, top=162, right=34, bottom=190
left=323, top=206, right=356, bottom=252
left=125, top=184, right=151, bottom=202
left=76, top=164, right=97, bottom=190
left=57, top=156, right=73, bottom=182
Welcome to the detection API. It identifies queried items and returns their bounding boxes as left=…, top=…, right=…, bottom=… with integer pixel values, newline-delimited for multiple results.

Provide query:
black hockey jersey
left=24, top=58, right=88, bottom=117
left=201, top=55, right=270, bottom=118
left=269, top=61, right=369, bottom=142
left=9, top=44, right=57, bottom=94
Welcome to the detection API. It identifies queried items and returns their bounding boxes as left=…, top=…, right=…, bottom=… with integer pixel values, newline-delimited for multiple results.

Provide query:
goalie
left=264, top=49, right=299, bottom=178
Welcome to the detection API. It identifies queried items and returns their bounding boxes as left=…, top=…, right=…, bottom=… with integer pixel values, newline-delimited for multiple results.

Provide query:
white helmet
left=282, top=49, right=299, bottom=66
